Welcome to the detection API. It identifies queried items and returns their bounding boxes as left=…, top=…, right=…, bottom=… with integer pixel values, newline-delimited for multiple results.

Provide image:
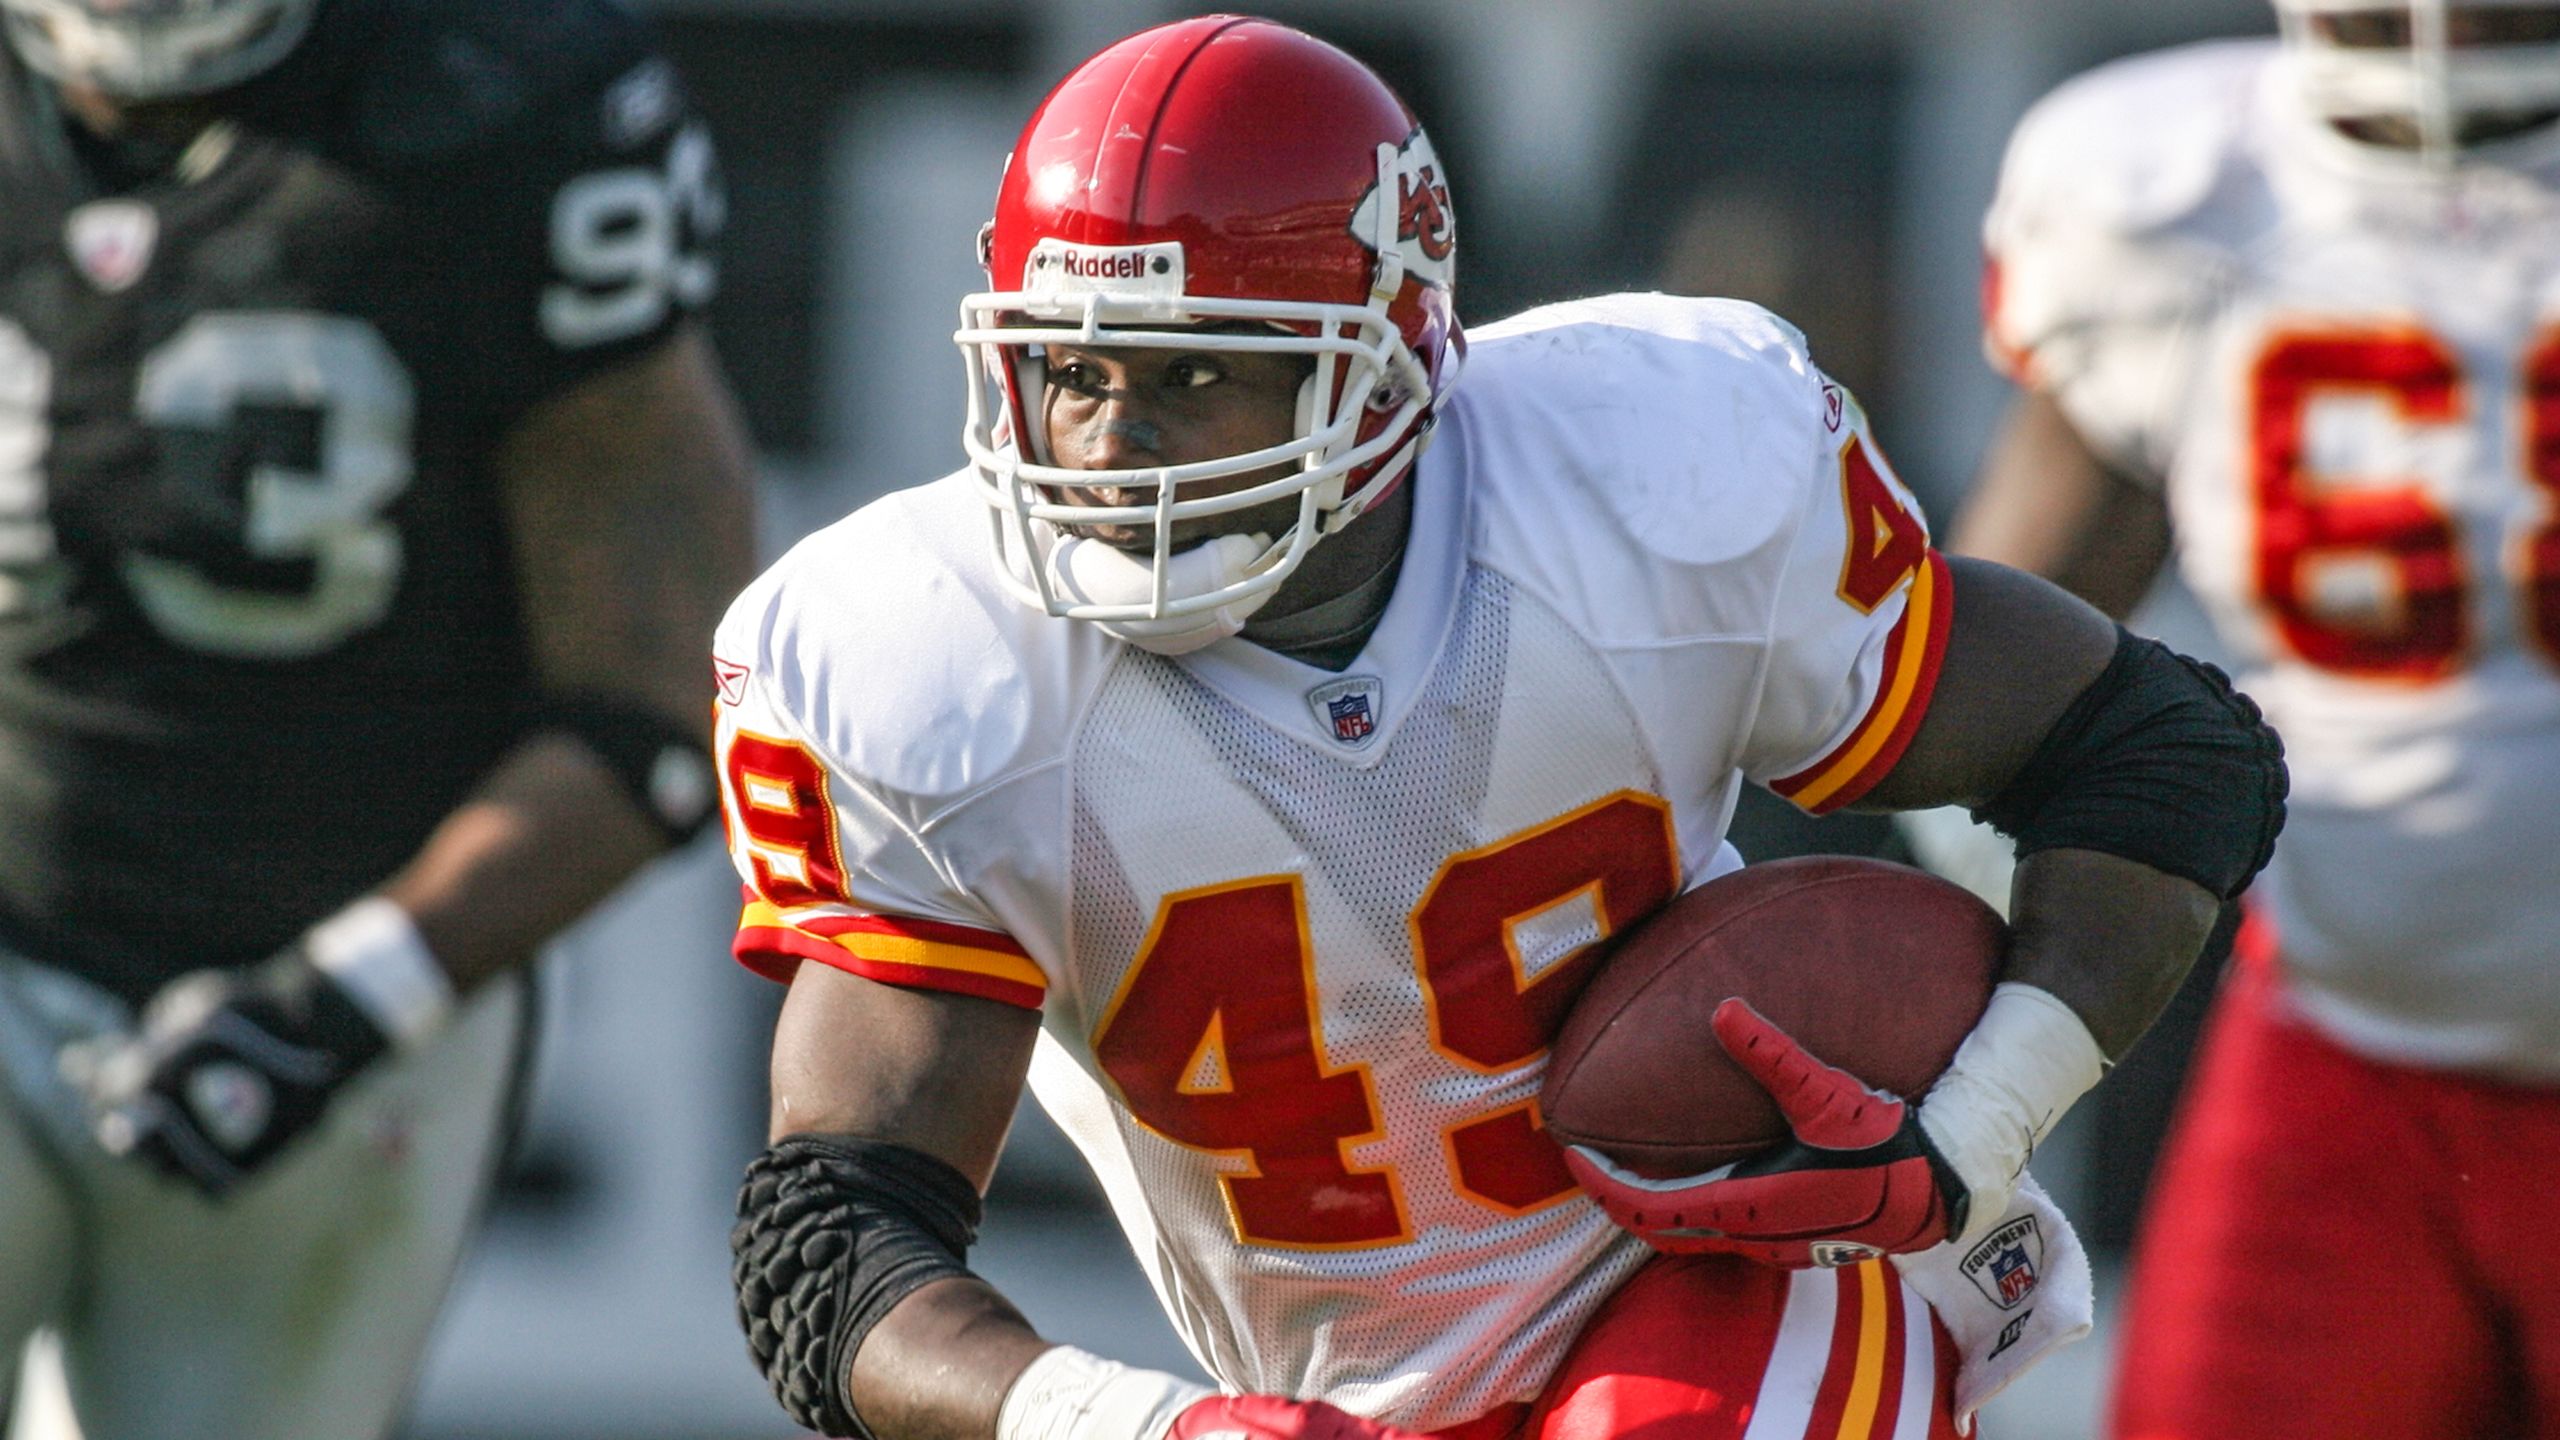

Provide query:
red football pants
left=1435, top=1253, right=1961, bottom=1440
left=2111, top=924, right=2560, bottom=1440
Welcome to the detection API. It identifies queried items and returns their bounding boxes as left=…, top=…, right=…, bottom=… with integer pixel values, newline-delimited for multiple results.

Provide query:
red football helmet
left=957, top=15, right=1462, bottom=647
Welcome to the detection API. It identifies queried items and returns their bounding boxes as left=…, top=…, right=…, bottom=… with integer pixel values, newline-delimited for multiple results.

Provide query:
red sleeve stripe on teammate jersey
left=1980, top=254, right=2041, bottom=386
left=1770, top=550, right=1955, bottom=815
left=732, top=899, right=1047, bottom=1009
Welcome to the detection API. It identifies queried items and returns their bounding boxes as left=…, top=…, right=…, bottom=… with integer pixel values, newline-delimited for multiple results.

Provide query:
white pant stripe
left=1892, top=1279, right=1935, bottom=1439
left=1741, top=1269, right=1839, bottom=1440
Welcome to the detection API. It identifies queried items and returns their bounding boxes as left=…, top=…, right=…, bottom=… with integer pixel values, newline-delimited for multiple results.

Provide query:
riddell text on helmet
left=1062, top=251, right=1156, bottom=280
left=1023, top=240, right=1188, bottom=307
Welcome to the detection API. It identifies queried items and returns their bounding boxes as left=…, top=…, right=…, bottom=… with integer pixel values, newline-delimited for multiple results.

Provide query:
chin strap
left=1046, top=532, right=1275, bottom=655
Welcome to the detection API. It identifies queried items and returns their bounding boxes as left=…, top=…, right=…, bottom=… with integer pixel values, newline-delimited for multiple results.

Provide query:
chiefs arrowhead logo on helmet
left=1351, top=128, right=1456, bottom=291
left=1400, top=163, right=1454, bottom=264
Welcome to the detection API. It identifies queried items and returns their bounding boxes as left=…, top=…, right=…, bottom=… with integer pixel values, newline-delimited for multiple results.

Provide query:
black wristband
left=528, top=691, right=718, bottom=846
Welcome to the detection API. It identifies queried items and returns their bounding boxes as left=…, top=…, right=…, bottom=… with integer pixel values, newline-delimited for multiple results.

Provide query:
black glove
left=87, top=946, right=395, bottom=1198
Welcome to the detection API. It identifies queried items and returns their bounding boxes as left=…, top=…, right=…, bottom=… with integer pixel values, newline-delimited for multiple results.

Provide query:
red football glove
left=1167, top=1395, right=1428, bottom=1440
left=1562, top=998, right=1969, bottom=1268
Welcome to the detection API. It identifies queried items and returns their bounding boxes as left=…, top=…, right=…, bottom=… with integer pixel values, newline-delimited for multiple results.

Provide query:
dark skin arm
left=1852, top=555, right=2220, bottom=1059
left=1954, top=388, right=2174, bottom=624
left=770, top=965, right=1053, bottom=1440
left=1895, top=385, right=2212, bottom=1058
left=380, top=323, right=757, bottom=991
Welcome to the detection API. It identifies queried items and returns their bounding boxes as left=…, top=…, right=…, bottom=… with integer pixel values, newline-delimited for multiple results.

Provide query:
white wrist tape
left=1916, top=983, right=2107, bottom=1246
left=998, top=1345, right=1211, bottom=1440
left=303, top=897, right=455, bottom=1052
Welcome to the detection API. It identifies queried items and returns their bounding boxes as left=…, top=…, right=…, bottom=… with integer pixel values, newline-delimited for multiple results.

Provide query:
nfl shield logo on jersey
left=1960, top=1213, right=2046, bottom=1311
left=64, top=201, right=158, bottom=293
left=1307, top=676, right=1383, bottom=749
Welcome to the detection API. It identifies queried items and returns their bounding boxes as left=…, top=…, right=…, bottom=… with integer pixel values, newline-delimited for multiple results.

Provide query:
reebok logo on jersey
left=713, top=656, right=750, bottom=707
left=1307, top=676, right=1384, bottom=749
left=1821, top=382, right=1846, bottom=433
left=65, top=201, right=157, bottom=293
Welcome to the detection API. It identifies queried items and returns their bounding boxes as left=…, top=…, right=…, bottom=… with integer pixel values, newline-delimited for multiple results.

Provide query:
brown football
left=1543, top=856, right=2004, bottom=1177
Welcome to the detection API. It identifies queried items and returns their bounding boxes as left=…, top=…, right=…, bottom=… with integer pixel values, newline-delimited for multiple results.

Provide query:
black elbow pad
left=731, top=1135, right=984, bottom=1439
left=528, top=690, right=719, bottom=846
left=1972, top=630, right=2287, bottom=900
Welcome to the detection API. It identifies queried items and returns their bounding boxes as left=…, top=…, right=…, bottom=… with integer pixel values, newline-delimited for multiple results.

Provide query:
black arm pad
left=1972, top=629, right=2287, bottom=900
left=731, top=1135, right=984, bottom=1439
left=527, top=690, right=718, bottom=846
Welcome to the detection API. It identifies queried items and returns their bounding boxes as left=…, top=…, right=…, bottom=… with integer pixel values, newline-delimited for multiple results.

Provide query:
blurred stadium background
left=342, top=1, right=2269, bottom=1434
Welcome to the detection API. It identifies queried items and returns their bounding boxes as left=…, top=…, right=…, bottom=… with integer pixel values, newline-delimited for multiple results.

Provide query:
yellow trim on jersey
left=1785, top=558, right=1939, bottom=813
left=739, top=899, right=1049, bottom=992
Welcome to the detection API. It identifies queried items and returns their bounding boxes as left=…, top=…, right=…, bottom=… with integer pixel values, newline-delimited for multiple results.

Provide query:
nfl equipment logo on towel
left=1307, top=677, right=1383, bottom=749
left=1961, top=1214, right=2045, bottom=1311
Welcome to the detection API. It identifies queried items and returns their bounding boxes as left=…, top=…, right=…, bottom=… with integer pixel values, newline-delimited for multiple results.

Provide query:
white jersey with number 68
left=1986, top=39, right=2560, bottom=1077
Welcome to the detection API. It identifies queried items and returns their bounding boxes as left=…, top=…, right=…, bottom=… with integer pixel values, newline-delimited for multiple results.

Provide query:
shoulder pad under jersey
left=716, top=474, right=1108, bottom=811
left=1995, top=39, right=2272, bottom=241
left=1453, top=293, right=1833, bottom=638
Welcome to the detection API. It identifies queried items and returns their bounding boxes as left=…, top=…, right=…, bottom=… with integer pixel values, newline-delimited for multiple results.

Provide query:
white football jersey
left=713, top=294, right=1949, bottom=1428
left=1987, top=40, right=2560, bottom=1078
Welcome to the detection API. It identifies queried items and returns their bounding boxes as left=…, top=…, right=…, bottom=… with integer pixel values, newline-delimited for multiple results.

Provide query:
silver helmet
left=2, top=0, right=318, bottom=100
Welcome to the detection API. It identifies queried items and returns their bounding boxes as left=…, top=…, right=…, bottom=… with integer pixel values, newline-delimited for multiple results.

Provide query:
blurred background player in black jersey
left=0, top=0, right=754, bottom=1435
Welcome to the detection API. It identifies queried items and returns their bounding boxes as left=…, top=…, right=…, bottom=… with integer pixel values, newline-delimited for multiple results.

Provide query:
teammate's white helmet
left=2275, top=0, right=2560, bottom=158
left=1, top=0, right=317, bottom=100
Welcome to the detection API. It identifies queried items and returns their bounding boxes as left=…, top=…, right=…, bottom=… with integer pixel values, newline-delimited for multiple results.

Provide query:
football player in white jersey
left=1971, top=1, right=2560, bottom=1434
left=719, top=16, right=2283, bottom=1440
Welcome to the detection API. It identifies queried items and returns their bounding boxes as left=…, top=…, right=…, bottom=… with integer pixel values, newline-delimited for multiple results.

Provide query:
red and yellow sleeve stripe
left=734, top=895, right=1046, bottom=1010
left=1769, top=550, right=1955, bottom=816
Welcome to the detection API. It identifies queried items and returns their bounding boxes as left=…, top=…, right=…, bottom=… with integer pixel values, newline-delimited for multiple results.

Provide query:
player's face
left=1039, top=338, right=1313, bottom=554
